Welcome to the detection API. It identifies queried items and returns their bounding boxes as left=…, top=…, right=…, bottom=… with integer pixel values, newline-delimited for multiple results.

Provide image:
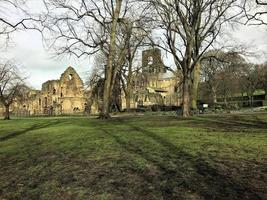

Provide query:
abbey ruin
left=0, top=49, right=181, bottom=116
left=0, top=66, right=88, bottom=116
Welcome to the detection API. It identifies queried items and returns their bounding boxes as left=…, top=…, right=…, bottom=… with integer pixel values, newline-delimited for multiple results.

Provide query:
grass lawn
left=0, top=113, right=266, bottom=200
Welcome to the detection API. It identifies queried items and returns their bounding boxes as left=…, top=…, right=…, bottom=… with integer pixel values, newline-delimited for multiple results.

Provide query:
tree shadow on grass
left=0, top=120, right=64, bottom=142
left=103, top=122, right=262, bottom=200
left=189, top=115, right=267, bottom=132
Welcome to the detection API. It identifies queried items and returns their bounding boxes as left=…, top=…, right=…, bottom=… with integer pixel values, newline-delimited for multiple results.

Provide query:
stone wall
left=1, top=66, right=89, bottom=116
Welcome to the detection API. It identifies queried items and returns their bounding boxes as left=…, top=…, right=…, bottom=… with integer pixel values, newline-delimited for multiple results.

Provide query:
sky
left=1, top=30, right=92, bottom=90
left=1, top=1, right=267, bottom=90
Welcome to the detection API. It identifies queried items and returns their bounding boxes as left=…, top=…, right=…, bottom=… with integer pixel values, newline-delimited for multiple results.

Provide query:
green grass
left=0, top=114, right=267, bottom=200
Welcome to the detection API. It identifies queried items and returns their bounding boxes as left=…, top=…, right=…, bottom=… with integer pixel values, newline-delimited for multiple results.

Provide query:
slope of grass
left=0, top=114, right=266, bottom=200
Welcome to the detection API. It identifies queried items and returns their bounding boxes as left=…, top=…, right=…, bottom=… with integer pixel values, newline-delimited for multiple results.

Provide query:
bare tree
left=201, top=51, right=225, bottom=105
left=0, top=0, right=42, bottom=45
left=201, top=51, right=245, bottom=106
left=42, top=0, right=153, bottom=118
left=146, top=0, right=242, bottom=117
left=86, top=53, right=106, bottom=90
left=239, top=63, right=263, bottom=106
left=117, top=14, right=152, bottom=111
left=258, top=62, right=267, bottom=97
left=0, top=0, right=27, bottom=32
left=243, top=0, right=267, bottom=25
left=0, top=60, right=27, bottom=120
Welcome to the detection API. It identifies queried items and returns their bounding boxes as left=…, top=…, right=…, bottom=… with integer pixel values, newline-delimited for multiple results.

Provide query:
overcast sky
left=1, top=30, right=92, bottom=90
left=1, top=1, right=267, bottom=90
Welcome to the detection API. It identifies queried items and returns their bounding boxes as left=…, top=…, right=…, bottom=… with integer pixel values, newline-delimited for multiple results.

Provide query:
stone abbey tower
left=121, top=48, right=181, bottom=110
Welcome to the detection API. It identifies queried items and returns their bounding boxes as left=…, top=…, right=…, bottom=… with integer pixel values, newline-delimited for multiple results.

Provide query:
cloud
left=1, top=30, right=93, bottom=89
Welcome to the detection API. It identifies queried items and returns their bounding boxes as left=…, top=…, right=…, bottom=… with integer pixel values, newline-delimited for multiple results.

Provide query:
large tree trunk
left=125, top=90, right=131, bottom=112
left=224, top=95, right=228, bottom=109
left=4, top=104, right=10, bottom=120
left=250, top=95, right=254, bottom=107
left=182, top=76, right=191, bottom=117
left=191, top=62, right=201, bottom=110
left=212, top=88, right=217, bottom=104
left=99, top=0, right=122, bottom=119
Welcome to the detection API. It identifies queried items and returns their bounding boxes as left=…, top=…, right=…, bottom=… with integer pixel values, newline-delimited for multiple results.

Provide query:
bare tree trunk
left=4, top=104, right=10, bottom=120
left=213, top=93, right=217, bottom=104
left=101, top=67, right=113, bottom=119
left=224, top=95, right=228, bottom=109
left=125, top=90, right=131, bottom=112
left=212, top=88, right=217, bottom=104
left=191, top=62, right=201, bottom=110
left=182, top=77, right=191, bottom=117
left=99, top=0, right=122, bottom=119
left=250, top=95, right=254, bottom=107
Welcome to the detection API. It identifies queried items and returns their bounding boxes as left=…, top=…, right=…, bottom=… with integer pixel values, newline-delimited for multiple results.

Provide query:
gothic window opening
left=145, top=95, right=148, bottom=102
left=60, top=87, right=63, bottom=97
left=69, top=74, right=73, bottom=80
left=148, top=56, right=153, bottom=65
left=53, top=88, right=56, bottom=95
left=73, top=107, right=80, bottom=112
left=44, top=97, right=48, bottom=107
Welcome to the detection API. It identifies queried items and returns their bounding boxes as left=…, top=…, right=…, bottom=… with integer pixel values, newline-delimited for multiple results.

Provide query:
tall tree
left=201, top=51, right=245, bottom=106
left=239, top=63, right=263, bottom=106
left=0, top=0, right=41, bottom=44
left=117, top=15, right=152, bottom=111
left=258, top=62, right=267, bottom=97
left=42, top=0, right=130, bottom=118
left=243, top=0, right=267, bottom=25
left=0, top=60, right=27, bottom=120
left=147, top=0, right=242, bottom=117
left=191, top=62, right=201, bottom=110
left=101, top=0, right=123, bottom=118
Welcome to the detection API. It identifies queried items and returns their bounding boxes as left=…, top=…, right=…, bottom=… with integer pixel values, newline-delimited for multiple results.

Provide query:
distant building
left=0, top=49, right=181, bottom=116
left=121, top=48, right=181, bottom=110
left=0, top=66, right=88, bottom=116
left=40, top=66, right=87, bottom=115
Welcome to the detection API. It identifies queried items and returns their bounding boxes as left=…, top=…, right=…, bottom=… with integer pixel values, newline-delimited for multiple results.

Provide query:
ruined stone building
left=89, top=48, right=181, bottom=113
left=0, top=49, right=181, bottom=116
left=3, top=66, right=88, bottom=115
left=40, top=66, right=87, bottom=114
left=121, top=48, right=181, bottom=110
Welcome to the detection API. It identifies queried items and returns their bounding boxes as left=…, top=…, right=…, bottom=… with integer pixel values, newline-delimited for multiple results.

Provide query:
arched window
left=69, top=74, right=73, bottom=80
left=44, top=97, right=48, bottom=107
left=148, top=56, right=153, bottom=65
left=53, top=88, right=56, bottom=95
